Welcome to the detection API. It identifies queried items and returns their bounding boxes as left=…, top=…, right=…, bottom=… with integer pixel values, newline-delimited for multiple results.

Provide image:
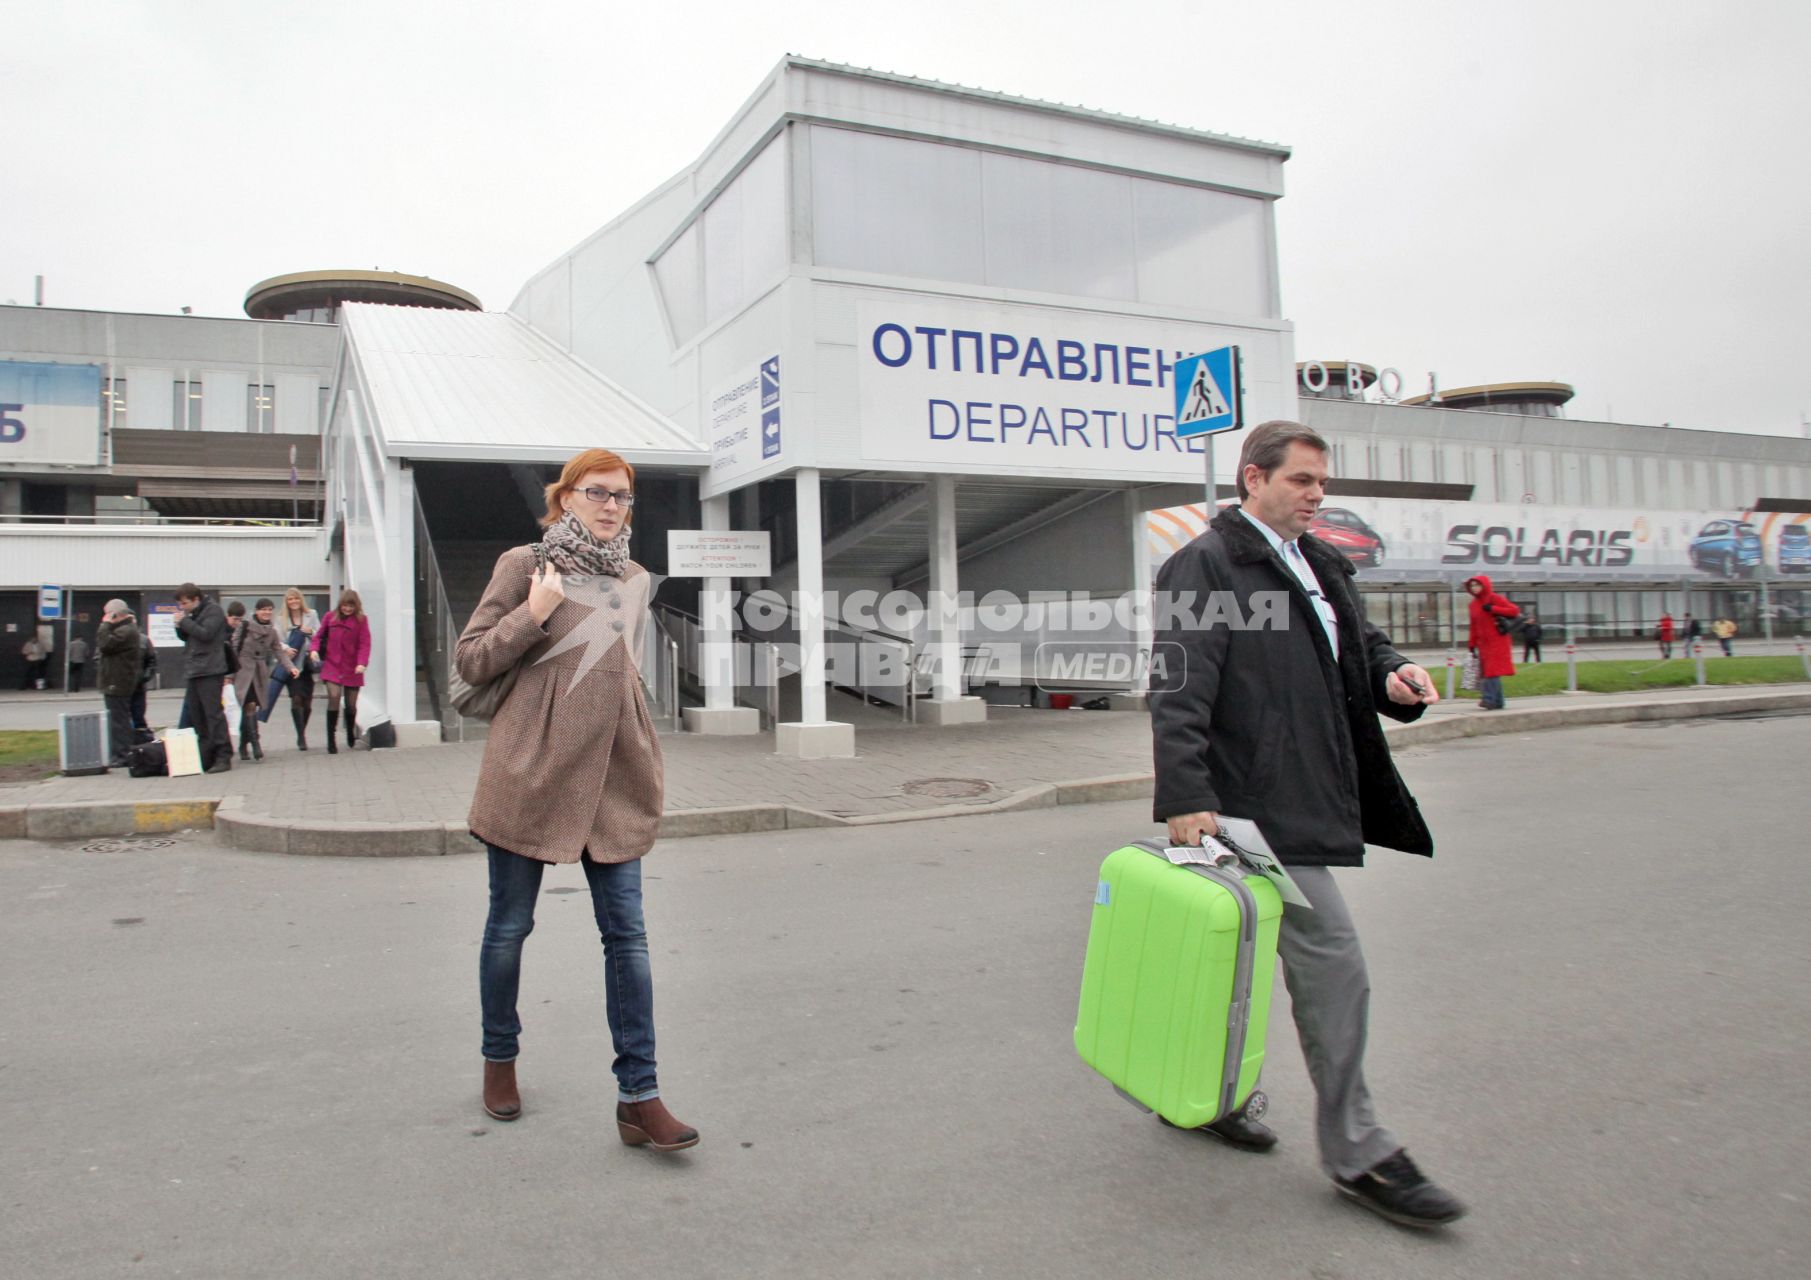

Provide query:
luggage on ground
left=127, top=741, right=168, bottom=777
left=1075, top=839, right=1282, bottom=1129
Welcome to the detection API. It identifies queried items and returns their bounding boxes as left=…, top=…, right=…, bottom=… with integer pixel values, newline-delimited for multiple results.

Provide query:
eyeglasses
left=574, top=487, right=636, bottom=508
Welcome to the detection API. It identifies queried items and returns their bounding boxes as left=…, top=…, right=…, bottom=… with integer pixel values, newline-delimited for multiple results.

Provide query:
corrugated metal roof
left=340, top=304, right=705, bottom=467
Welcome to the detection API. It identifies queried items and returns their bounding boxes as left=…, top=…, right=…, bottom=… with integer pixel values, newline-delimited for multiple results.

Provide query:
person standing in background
left=232, top=599, right=280, bottom=761
left=262, top=587, right=320, bottom=750
left=1713, top=616, right=1736, bottom=656
left=67, top=633, right=90, bottom=692
left=1656, top=612, right=1676, bottom=660
left=95, top=601, right=142, bottom=768
left=1465, top=575, right=1521, bottom=711
left=174, top=582, right=233, bottom=774
left=1520, top=610, right=1544, bottom=664
left=312, top=589, right=371, bottom=754
left=20, top=635, right=47, bottom=690
left=132, top=630, right=157, bottom=738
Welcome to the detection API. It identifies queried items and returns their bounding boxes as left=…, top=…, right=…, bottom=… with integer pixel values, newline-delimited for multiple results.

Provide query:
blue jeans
left=478, top=843, right=660, bottom=1102
left=1479, top=675, right=1505, bottom=709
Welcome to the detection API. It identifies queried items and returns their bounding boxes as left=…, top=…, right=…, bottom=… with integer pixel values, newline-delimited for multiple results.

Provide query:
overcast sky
left=5, top=0, right=1806, bottom=437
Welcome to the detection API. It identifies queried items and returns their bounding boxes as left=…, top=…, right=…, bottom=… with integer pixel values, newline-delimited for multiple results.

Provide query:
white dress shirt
left=1239, top=507, right=1340, bottom=660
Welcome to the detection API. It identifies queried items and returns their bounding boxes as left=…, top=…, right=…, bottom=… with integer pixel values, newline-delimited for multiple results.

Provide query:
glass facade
left=652, top=134, right=788, bottom=344
left=808, top=126, right=1274, bottom=316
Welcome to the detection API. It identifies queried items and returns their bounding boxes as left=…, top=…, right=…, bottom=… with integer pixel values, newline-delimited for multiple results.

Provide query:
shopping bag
left=1460, top=651, right=1480, bottom=690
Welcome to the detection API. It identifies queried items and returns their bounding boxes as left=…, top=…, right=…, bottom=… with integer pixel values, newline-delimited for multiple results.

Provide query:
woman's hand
left=354, top=664, right=367, bottom=676
left=528, top=563, right=565, bottom=626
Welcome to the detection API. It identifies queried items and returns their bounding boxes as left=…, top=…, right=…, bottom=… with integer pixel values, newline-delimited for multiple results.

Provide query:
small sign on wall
left=667, top=530, right=772, bottom=577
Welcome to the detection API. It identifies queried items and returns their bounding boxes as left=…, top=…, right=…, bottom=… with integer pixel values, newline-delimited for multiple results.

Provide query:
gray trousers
left=1275, top=866, right=1400, bottom=1179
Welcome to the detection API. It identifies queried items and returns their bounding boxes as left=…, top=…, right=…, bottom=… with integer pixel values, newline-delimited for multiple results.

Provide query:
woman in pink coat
left=1465, top=574, right=1520, bottom=710
left=311, top=589, right=371, bottom=753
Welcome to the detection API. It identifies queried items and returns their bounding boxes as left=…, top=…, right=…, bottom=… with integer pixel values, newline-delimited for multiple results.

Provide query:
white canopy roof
left=339, top=303, right=705, bottom=467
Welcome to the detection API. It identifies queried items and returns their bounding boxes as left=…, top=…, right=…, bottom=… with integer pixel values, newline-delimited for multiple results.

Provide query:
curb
left=12, top=688, right=1806, bottom=854
left=1383, top=687, right=1811, bottom=748
left=0, top=797, right=218, bottom=842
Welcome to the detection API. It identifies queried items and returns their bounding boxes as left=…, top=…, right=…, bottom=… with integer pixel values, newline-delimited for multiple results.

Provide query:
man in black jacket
left=173, top=583, right=232, bottom=773
left=1149, top=421, right=1464, bottom=1228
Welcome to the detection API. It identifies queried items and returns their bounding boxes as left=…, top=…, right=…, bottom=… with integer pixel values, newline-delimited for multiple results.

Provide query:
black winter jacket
left=1149, top=508, right=1433, bottom=867
left=174, top=596, right=230, bottom=680
left=95, top=617, right=143, bottom=698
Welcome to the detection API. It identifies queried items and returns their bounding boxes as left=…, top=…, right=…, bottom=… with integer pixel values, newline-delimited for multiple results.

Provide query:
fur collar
left=1210, top=505, right=1356, bottom=581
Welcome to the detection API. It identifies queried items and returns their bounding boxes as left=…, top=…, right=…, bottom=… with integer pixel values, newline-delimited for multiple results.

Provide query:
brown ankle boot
left=482, top=1060, right=521, bottom=1121
left=616, top=1097, right=698, bottom=1151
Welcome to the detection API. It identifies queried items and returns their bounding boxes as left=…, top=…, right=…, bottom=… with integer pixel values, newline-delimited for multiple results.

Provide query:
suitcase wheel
left=1243, top=1090, right=1269, bottom=1122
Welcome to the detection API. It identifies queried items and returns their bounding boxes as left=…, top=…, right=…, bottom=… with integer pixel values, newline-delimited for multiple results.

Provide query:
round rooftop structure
left=1400, top=381, right=1575, bottom=417
left=244, top=270, right=481, bottom=323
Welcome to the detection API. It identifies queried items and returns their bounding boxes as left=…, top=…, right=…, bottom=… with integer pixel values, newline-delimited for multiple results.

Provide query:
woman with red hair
left=456, top=447, right=696, bottom=1152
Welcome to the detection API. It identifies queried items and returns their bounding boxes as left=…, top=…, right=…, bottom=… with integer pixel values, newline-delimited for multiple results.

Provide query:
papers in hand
left=1166, top=817, right=1312, bottom=910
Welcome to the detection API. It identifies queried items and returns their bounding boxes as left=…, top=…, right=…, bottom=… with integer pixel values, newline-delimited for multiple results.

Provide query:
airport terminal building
left=4, top=57, right=1808, bottom=747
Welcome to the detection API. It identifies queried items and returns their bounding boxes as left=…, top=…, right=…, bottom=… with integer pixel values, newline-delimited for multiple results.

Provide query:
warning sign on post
left=667, top=531, right=772, bottom=577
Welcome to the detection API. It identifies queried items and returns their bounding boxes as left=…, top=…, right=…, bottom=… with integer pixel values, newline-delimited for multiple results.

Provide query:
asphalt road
left=2, top=712, right=1807, bottom=1279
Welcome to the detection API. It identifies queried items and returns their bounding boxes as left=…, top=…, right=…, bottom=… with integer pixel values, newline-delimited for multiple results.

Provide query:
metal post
left=1444, top=648, right=1457, bottom=701
left=1797, top=638, right=1810, bottom=681
left=1203, top=435, right=1216, bottom=511
left=1566, top=641, right=1578, bottom=693
left=1693, top=640, right=1707, bottom=686
left=1760, top=573, right=1774, bottom=643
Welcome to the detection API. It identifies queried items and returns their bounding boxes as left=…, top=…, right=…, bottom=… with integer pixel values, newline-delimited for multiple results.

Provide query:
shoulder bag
left=447, top=544, right=544, bottom=722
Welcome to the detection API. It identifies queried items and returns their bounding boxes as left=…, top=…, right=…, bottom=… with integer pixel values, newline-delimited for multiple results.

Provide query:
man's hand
left=1166, top=811, right=1221, bottom=846
left=1386, top=662, right=1439, bottom=705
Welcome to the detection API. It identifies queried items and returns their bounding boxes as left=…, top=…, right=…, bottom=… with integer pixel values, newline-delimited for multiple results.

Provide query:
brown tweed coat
left=456, top=546, right=663, bottom=864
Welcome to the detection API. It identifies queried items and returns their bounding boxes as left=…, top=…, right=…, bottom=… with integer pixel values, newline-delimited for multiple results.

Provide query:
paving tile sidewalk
left=5, top=683, right=1809, bottom=843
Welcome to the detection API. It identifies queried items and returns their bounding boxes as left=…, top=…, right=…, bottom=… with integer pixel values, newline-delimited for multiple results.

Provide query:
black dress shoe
left=1159, top=1110, right=1278, bottom=1152
left=1334, top=1149, right=1467, bottom=1228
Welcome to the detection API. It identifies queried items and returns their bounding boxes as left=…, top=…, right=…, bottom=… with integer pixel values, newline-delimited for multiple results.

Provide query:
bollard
left=1566, top=642, right=1577, bottom=693
left=1445, top=649, right=1457, bottom=701
left=1798, top=639, right=1809, bottom=681
left=1693, top=640, right=1707, bottom=686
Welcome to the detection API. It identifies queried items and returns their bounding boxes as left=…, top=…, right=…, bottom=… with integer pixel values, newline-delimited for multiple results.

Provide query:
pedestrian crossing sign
left=1173, top=345, right=1243, bottom=438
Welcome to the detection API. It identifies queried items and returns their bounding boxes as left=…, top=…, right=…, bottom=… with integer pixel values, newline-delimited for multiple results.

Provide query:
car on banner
left=1688, top=518, right=1763, bottom=577
left=1309, top=508, right=1386, bottom=567
left=1777, top=523, right=1811, bottom=574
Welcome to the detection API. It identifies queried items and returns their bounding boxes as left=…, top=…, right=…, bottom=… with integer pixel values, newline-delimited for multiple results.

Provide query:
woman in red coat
left=311, top=589, right=372, bottom=753
left=1465, top=574, right=1520, bottom=710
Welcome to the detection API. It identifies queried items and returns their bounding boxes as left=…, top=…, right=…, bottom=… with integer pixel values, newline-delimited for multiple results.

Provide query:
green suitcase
left=1074, top=839, right=1283, bottom=1129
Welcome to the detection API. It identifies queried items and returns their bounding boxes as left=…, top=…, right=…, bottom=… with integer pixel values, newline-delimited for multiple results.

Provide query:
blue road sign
left=38, top=585, right=63, bottom=621
left=1173, top=345, right=1243, bottom=438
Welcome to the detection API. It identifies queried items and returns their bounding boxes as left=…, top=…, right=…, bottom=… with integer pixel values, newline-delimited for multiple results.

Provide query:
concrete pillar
left=684, top=492, right=759, bottom=735
left=776, top=468, right=853, bottom=757
left=1111, top=488, right=1155, bottom=712
left=921, top=474, right=985, bottom=726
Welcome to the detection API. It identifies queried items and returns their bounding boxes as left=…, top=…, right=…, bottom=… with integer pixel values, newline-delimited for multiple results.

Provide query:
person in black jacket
left=1150, top=421, right=1464, bottom=1228
left=95, top=601, right=142, bottom=768
left=1521, top=610, right=1545, bottom=664
left=173, top=583, right=233, bottom=773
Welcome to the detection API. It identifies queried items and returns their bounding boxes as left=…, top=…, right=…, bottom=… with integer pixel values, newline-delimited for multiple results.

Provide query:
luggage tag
left=1163, top=844, right=1236, bottom=868
left=1210, top=816, right=1313, bottom=910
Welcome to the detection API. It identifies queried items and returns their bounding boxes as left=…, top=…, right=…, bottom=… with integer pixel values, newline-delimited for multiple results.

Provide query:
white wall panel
left=124, top=366, right=174, bottom=430
left=202, top=369, right=249, bottom=433
left=0, top=528, right=326, bottom=589
left=275, top=373, right=320, bottom=435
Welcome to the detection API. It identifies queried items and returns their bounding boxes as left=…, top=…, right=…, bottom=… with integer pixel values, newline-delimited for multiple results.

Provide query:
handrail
left=1, top=514, right=322, bottom=529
